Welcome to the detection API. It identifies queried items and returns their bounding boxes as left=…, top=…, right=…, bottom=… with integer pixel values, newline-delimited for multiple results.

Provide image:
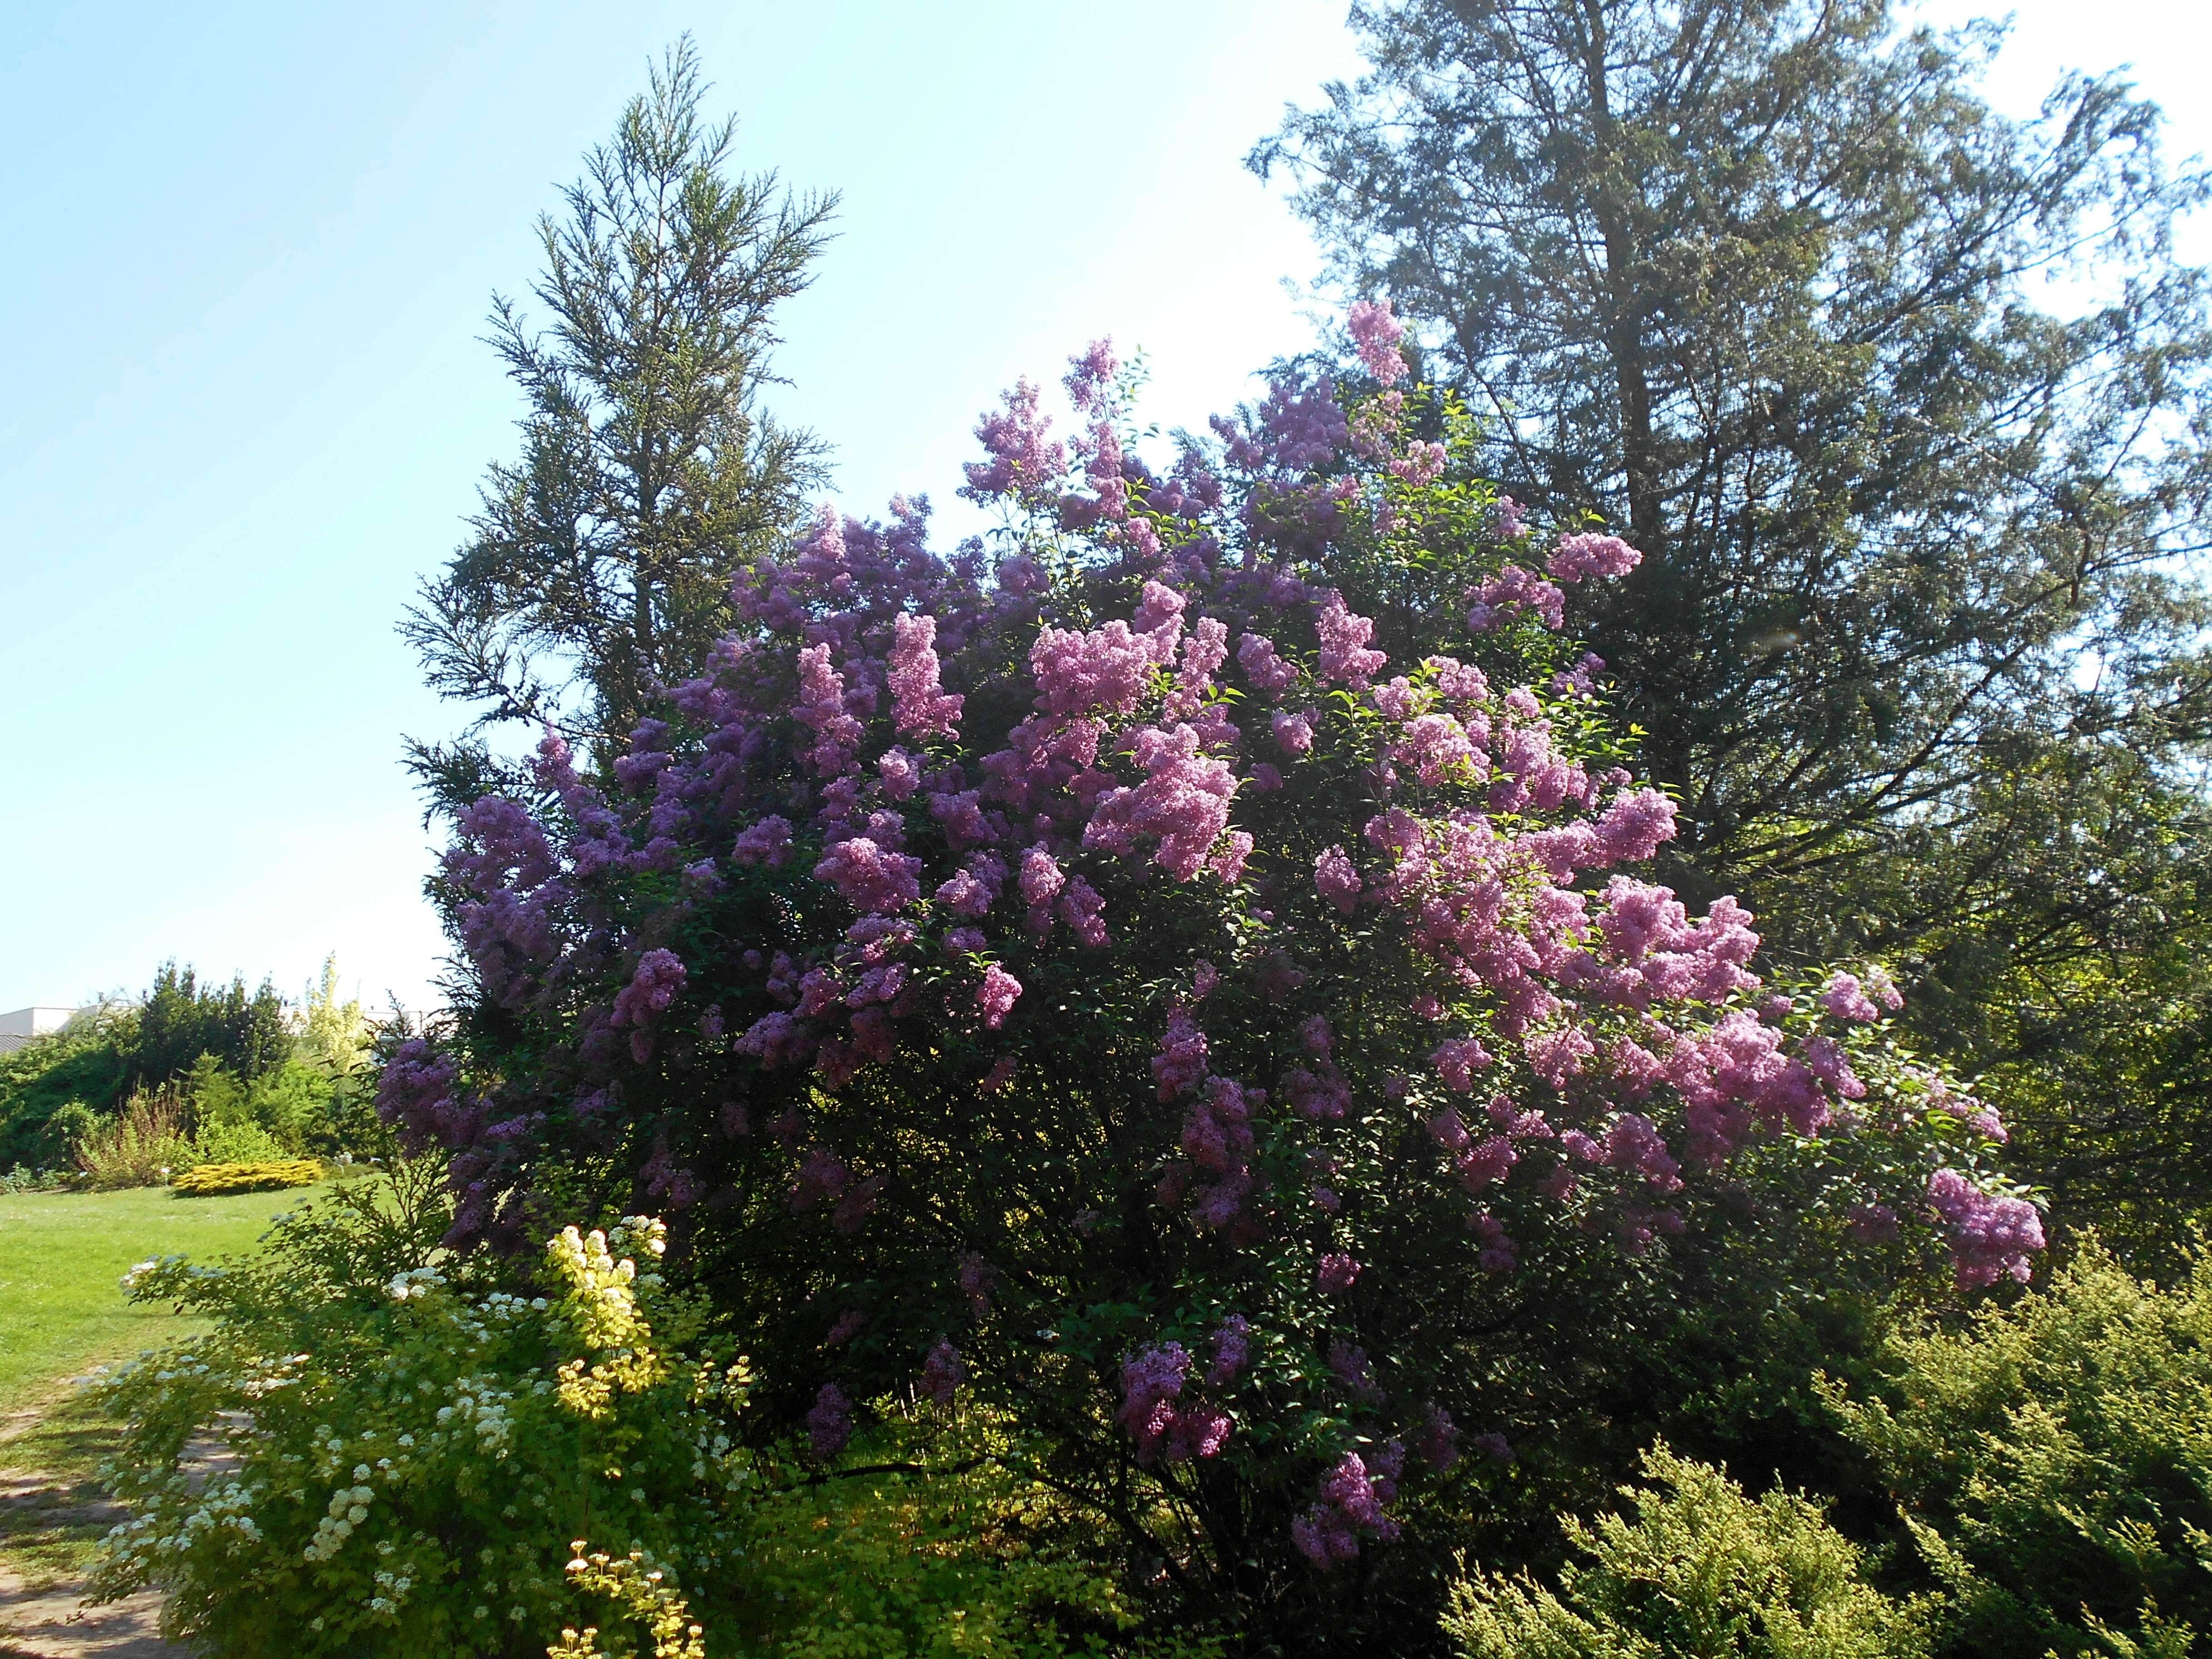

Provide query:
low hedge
left=171, top=1159, right=322, bottom=1197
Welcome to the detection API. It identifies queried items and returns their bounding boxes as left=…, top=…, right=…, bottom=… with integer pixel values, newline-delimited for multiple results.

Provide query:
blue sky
left=2, top=0, right=2203, bottom=1016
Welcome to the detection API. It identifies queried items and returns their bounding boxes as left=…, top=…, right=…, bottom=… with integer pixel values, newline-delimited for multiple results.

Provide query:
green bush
left=92, top=1168, right=745, bottom=1655
left=1441, top=1445, right=1934, bottom=1659
left=731, top=1419, right=1221, bottom=1659
left=90, top=1163, right=1208, bottom=1657
left=0, top=1006, right=132, bottom=1164
left=170, top=1158, right=323, bottom=1196
left=74, top=1090, right=190, bottom=1188
left=179, top=1119, right=293, bottom=1170
left=35, top=1099, right=101, bottom=1167
left=0, top=1163, right=70, bottom=1193
left=1824, top=1239, right=2212, bottom=1658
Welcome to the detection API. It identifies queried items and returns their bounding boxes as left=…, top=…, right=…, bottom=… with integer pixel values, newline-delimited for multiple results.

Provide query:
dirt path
left=0, top=1393, right=188, bottom=1659
left=0, top=1572, right=174, bottom=1659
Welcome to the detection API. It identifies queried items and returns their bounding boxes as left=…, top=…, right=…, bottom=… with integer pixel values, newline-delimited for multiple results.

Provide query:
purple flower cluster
left=1208, top=1315, right=1251, bottom=1386
left=1118, top=1342, right=1233, bottom=1464
left=976, top=963, right=1022, bottom=1030
left=807, top=1383, right=852, bottom=1460
left=1292, top=1448, right=1403, bottom=1568
left=920, top=1339, right=962, bottom=1406
left=1547, top=532, right=1643, bottom=582
left=1820, top=968, right=1903, bottom=1022
left=888, top=612, right=962, bottom=737
left=1347, top=298, right=1409, bottom=386
left=1928, top=1169, right=2046, bottom=1288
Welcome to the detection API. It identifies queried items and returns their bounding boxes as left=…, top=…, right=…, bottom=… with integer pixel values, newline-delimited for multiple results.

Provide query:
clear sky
left=2, top=0, right=2204, bottom=1017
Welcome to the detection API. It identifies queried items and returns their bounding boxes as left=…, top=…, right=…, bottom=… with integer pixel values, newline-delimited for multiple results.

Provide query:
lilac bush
left=388, top=312, right=2033, bottom=1627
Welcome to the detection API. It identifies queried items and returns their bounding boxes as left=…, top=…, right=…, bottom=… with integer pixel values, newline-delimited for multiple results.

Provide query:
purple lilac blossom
left=1292, top=1451, right=1401, bottom=1570
left=921, top=1339, right=963, bottom=1406
left=1314, top=591, right=1386, bottom=686
left=976, top=963, right=1022, bottom=1030
left=1208, top=1315, right=1251, bottom=1386
left=807, top=1384, right=853, bottom=1459
left=1314, top=846, right=1363, bottom=913
left=1928, top=1169, right=2045, bottom=1288
left=1347, top=299, right=1409, bottom=386
left=888, top=612, right=963, bottom=737
left=1547, top=532, right=1643, bottom=581
left=814, top=837, right=923, bottom=914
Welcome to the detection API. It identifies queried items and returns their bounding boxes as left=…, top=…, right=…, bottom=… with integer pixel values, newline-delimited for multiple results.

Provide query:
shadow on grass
left=0, top=1386, right=129, bottom=1592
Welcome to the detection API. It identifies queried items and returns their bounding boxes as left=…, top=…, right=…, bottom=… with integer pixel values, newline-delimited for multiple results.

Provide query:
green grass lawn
left=0, top=1184, right=324, bottom=1595
left=0, top=1183, right=320, bottom=1415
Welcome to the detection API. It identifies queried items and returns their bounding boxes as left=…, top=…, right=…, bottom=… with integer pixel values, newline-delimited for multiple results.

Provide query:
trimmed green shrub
left=171, top=1158, right=323, bottom=1196
left=1441, top=1444, right=1933, bottom=1659
left=1825, top=1239, right=2212, bottom=1658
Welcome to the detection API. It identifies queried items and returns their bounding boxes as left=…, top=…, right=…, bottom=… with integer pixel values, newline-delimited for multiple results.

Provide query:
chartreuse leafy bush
left=729, top=1415, right=1224, bottom=1658
left=89, top=1164, right=1220, bottom=1658
left=1823, top=1238, right=2212, bottom=1659
left=1441, top=1444, right=1935, bottom=1659
left=381, top=307, right=2039, bottom=1644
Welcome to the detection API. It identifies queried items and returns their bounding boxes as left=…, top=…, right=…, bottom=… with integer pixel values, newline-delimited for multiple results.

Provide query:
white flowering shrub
left=89, top=1163, right=749, bottom=1657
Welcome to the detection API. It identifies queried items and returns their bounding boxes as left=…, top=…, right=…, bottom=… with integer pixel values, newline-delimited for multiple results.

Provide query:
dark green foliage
left=1255, top=0, right=2212, bottom=1242
left=1864, top=762, right=2212, bottom=1267
left=32, top=1101, right=102, bottom=1169
left=131, top=962, right=292, bottom=1090
left=1825, top=1239, right=2212, bottom=1657
left=1442, top=1445, right=1934, bottom=1659
left=0, top=1007, right=133, bottom=1166
left=401, top=36, right=838, bottom=816
left=1257, top=0, right=2212, bottom=919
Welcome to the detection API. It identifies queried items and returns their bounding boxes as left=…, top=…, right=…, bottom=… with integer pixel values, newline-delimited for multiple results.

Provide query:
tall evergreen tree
left=1254, top=0, right=2212, bottom=940
left=1255, top=0, right=2212, bottom=1249
left=404, top=38, right=836, bottom=814
left=131, top=962, right=292, bottom=1089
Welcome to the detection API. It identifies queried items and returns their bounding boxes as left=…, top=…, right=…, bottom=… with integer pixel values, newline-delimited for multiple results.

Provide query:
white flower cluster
left=90, top=1210, right=754, bottom=1647
left=303, top=1475, right=377, bottom=1562
left=119, top=1253, right=222, bottom=1293
left=476, top=1289, right=554, bottom=1327
left=103, top=1475, right=264, bottom=1574
left=433, top=1376, right=517, bottom=1456
left=367, top=1563, right=415, bottom=1618
left=387, top=1264, right=446, bottom=1301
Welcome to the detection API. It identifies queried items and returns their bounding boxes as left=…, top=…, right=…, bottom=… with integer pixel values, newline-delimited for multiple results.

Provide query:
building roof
left=0, top=1007, right=82, bottom=1055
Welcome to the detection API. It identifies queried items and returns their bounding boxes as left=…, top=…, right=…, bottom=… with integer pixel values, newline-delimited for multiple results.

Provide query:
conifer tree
left=1255, top=0, right=2212, bottom=936
left=1256, top=0, right=2212, bottom=1248
left=404, top=38, right=836, bottom=814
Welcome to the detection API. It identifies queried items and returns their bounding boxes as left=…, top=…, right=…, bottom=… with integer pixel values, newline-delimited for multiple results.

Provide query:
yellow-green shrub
left=1442, top=1445, right=1934, bottom=1659
left=93, top=1172, right=743, bottom=1656
left=91, top=1160, right=1215, bottom=1658
left=733, top=1416, right=1224, bottom=1659
left=1825, top=1238, right=2212, bottom=1658
left=171, top=1158, right=322, bottom=1196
